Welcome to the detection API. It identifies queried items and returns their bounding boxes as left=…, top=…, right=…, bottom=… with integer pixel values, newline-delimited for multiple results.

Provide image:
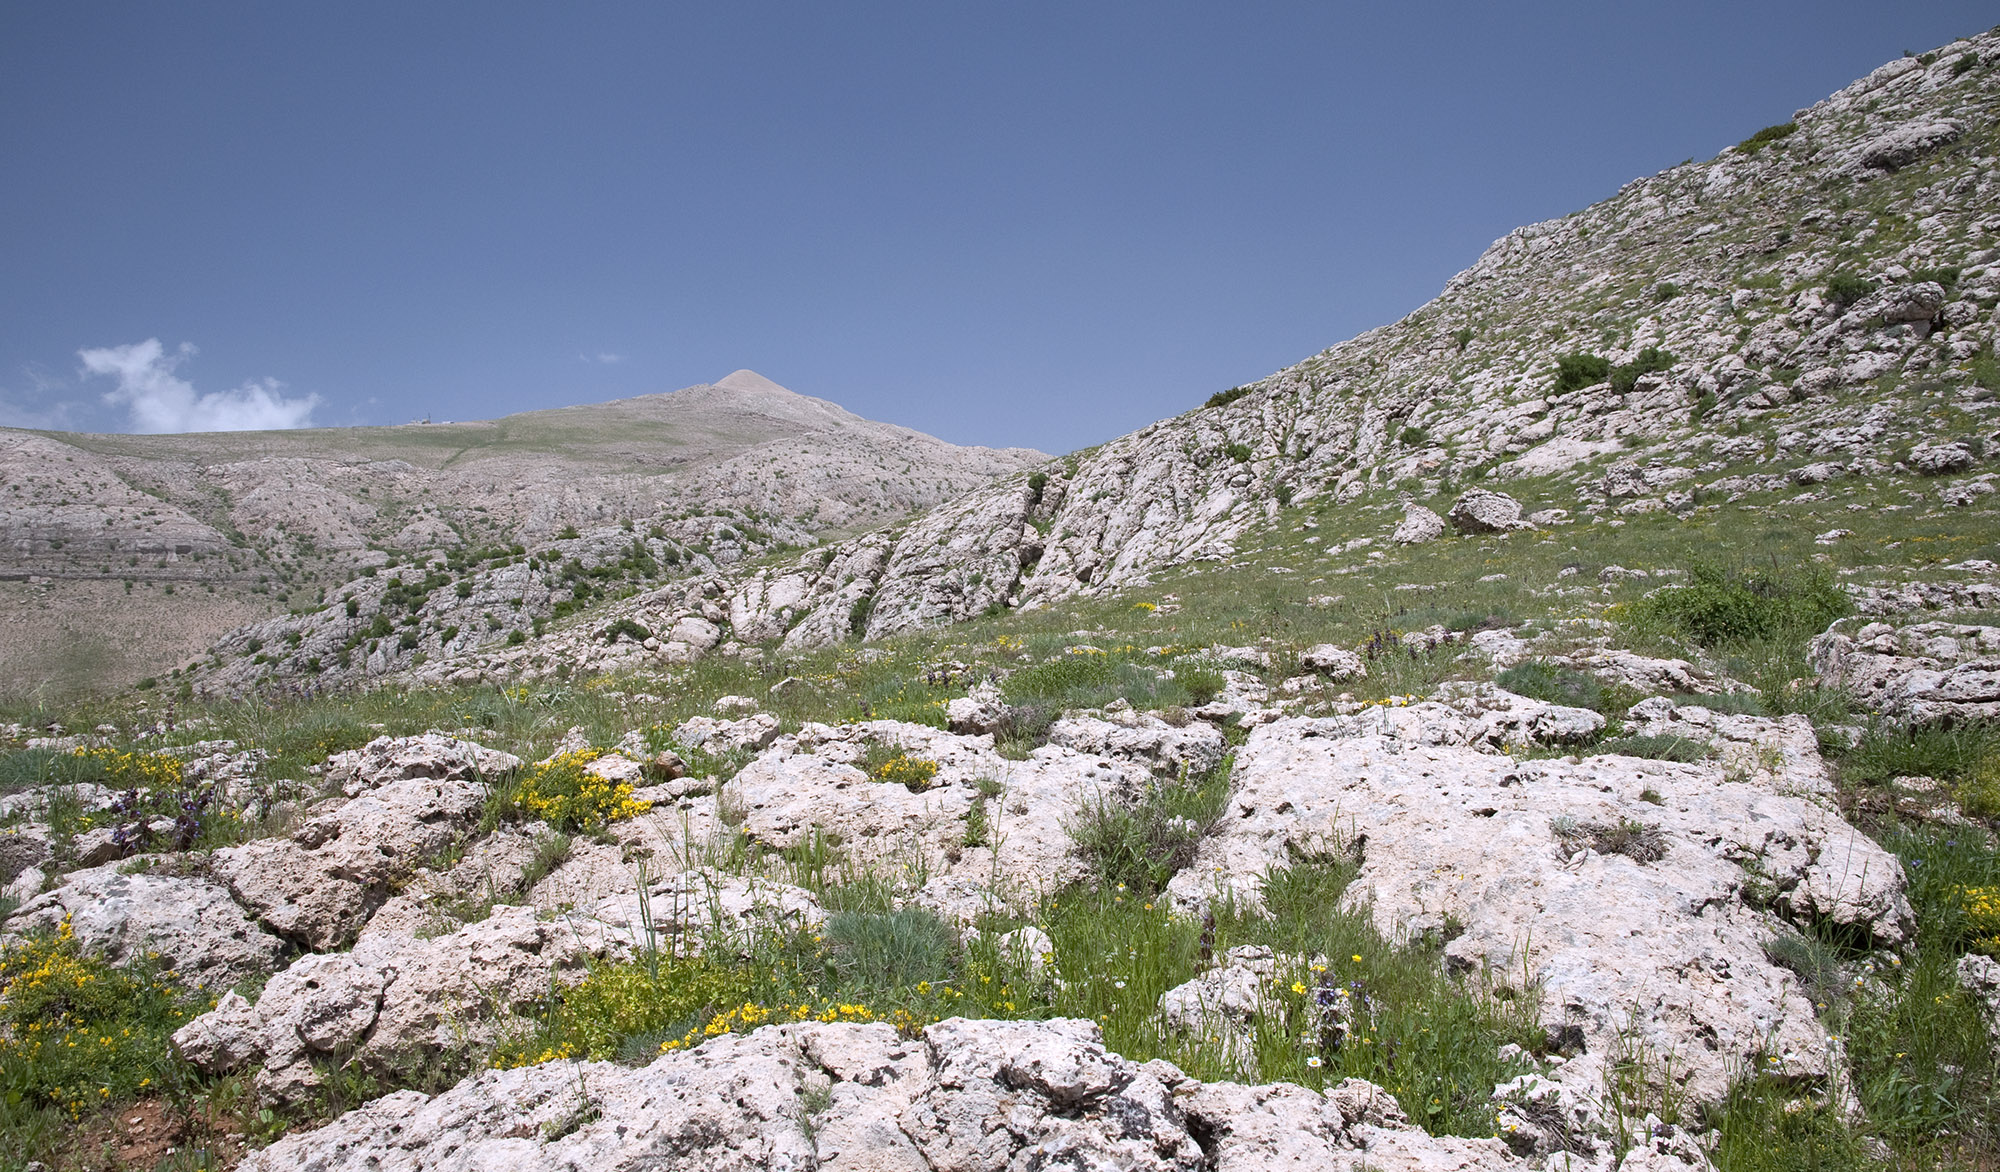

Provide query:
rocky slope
left=308, top=29, right=2000, bottom=693
left=0, top=369, right=1043, bottom=694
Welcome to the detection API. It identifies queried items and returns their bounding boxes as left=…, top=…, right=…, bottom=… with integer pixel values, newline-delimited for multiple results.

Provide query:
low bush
left=1824, top=271, right=1878, bottom=308
left=1552, top=352, right=1611, bottom=394
left=1204, top=386, right=1253, bottom=409
left=512, top=749, right=651, bottom=832
left=821, top=909, right=958, bottom=994
left=1067, top=759, right=1233, bottom=896
left=0, top=921, right=199, bottom=1117
left=1608, top=346, right=1676, bottom=394
left=1624, top=562, right=1849, bottom=650
left=861, top=746, right=938, bottom=792
left=1732, top=122, right=1797, bottom=154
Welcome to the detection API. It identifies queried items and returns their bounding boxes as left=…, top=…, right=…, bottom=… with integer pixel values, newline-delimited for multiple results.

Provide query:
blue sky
left=1, top=3, right=1992, bottom=452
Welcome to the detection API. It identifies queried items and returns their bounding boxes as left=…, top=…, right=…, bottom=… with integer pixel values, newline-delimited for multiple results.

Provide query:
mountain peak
left=711, top=369, right=791, bottom=396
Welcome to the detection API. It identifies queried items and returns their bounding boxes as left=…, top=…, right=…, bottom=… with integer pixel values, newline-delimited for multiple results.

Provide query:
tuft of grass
left=1496, top=660, right=1602, bottom=711
left=1591, top=734, right=1711, bottom=763
left=820, top=908, right=958, bottom=995
left=1067, top=759, right=1233, bottom=896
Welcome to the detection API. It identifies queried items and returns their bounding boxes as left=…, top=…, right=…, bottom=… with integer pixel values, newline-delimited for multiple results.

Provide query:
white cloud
left=78, top=339, right=320, bottom=433
left=579, top=351, right=624, bottom=365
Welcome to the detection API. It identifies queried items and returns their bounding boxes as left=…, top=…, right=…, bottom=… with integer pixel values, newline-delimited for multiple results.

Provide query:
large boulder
left=1391, top=503, right=1446, bottom=545
left=323, top=733, right=522, bottom=797
left=1298, top=644, right=1367, bottom=682
left=1850, top=118, right=1962, bottom=172
left=1046, top=712, right=1227, bottom=776
left=174, top=905, right=624, bottom=1105
left=234, top=1017, right=1526, bottom=1171
left=212, top=770, right=491, bottom=950
left=7, top=863, right=285, bottom=992
left=1167, top=714, right=1911, bottom=1109
left=1809, top=621, right=2000, bottom=724
left=1446, top=489, right=1530, bottom=534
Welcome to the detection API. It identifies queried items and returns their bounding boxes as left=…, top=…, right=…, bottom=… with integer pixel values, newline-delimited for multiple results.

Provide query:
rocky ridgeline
left=264, top=29, right=2000, bottom=695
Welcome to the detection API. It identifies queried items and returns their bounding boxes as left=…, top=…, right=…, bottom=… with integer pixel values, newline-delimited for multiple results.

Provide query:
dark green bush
left=1653, top=282, right=1681, bottom=302
left=1223, top=442, right=1254, bottom=463
left=1626, top=562, right=1850, bottom=649
left=601, top=617, right=650, bottom=644
left=1205, top=386, right=1252, bottom=409
left=1398, top=425, right=1429, bottom=447
left=1609, top=346, right=1677, bottom=394
left=1825, top=272, right=1878, bottom=308
left=1733, top=122, right=1797, bottom=154
left=1552, top=353, right=1612, bottom=393
left=1451, top=327, right=1474, bottom=351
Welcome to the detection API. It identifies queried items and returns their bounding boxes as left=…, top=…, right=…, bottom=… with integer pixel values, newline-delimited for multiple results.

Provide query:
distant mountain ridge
left=0, top=370, right=1045, bottom=695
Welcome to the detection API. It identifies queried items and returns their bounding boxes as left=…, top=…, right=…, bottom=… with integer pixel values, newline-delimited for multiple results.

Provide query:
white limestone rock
left=1809, top=621, right=2000, bottom=724
left=1167, top=715, right=1911, bottom=1107
left=211, top=770, right=491, bottom=950
left=674, top=713, right=781, bottom=754
left=1299, top=644, right=1368, bottom=681
left=1392, top=504, right=1446, bottom=545
left=1046, top=712, right=1227, bottom=776
left=7, top=863, right=285, bottom=992
left=174, top=905, right=624, bottom=1105
left=234, top=1016, right=1526, bottom=1172
left=1446, top=489, right=1531, bottom=534
left=324, top=733, right=522, bottom=798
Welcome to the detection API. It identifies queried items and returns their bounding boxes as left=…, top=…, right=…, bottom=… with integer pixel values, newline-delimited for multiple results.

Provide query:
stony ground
left=3, top=28, right=2000, bottom=1172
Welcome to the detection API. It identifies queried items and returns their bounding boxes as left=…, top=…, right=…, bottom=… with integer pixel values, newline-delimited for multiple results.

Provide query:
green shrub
left=861, top=746, right=939, bottom=791
left=1552, top=352, right=1612, bottom=393
left=1911, top=265, right=1961, bottom=289
left=1223, top=442, right=1254, bottom=463
left=1733, top=122, right=1797, bottom=154
left=0, top=923, right=200, bottom=1116
left=1608, top=346, right=1677, bottom=394
left=1624, top=562, right=1849, bottom=649
left=1952, top=52, right=1979, bottom=77
left=1205, top=386, right=1253, bottom=409
left=1451, top=327, right=1474, bottom=351
left=601, top=617, right=650, bottom=644
left=1495, top=661, right=1602, bottom=711
left=1653, top=282, right=1682, bottom=302
left=1840, top=721, right=2000, bottom=787
left=821, top=909, right=958, bottom=994
left=1398, top=425, right=1430, bottom=447
left=1825, top=272, right=1878, bottom=308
